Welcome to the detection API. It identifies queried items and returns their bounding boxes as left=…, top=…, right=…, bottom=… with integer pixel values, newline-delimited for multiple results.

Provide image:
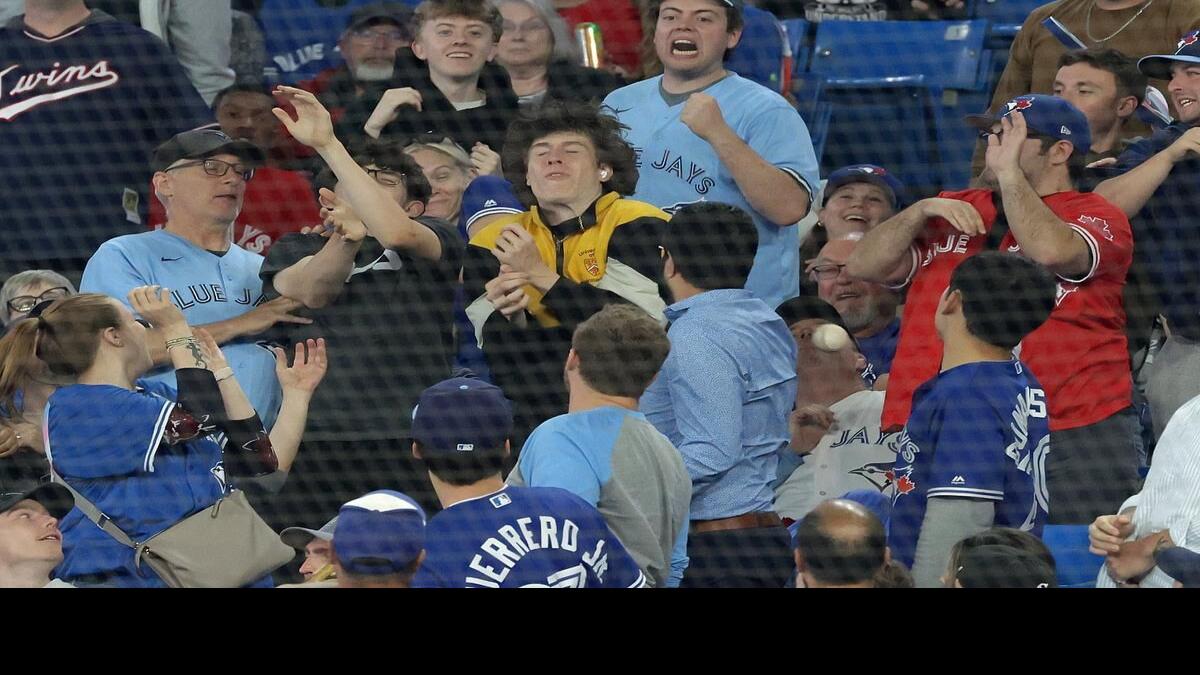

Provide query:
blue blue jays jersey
left=888, top=361, right=1050, bottom=568
left=0, top=12, right=212, bottom=266
left=602, top=73, right=820, bottom=309
left=81, top=229, right=282, bottom=428
left=412, top=486, right=648, bottom=588
left=45, top=380, right=269, bottom=587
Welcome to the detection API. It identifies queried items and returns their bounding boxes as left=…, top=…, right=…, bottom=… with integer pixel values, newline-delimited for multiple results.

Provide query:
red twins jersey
left=148, top=166, right=322, bottom=255
left=881, top=188, right=1132, bottom=433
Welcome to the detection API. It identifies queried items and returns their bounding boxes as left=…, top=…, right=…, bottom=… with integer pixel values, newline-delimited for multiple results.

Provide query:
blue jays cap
left=965, top=94, right=1092, bottom=157
left=333, top=490, right=426, bottom=575
left=411, top=376, right=514, bottom=455
left=0, top=483, right=73, bottom=520
left=1139, top=30, right=1200, bottom=81
left=822, top=164, right=907, bottom=210
left=461, top=175, right=524, bottom=233
left=1155, top=546, right=1200, bottom=587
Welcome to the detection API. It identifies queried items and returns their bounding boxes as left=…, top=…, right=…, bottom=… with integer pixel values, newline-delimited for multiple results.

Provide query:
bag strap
left=48, top=465, right=140, bottom=550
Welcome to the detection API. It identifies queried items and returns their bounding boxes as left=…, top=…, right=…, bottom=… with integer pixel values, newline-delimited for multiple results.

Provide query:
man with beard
left=847, top=94, right=1137, bottom=526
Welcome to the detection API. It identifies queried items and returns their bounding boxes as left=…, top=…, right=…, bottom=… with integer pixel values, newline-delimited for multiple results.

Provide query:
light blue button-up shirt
left=641, top=289, right=798, bottom=520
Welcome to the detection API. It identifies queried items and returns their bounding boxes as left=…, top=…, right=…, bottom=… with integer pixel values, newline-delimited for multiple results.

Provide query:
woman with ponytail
left=1, top=286, right=327, bottom=587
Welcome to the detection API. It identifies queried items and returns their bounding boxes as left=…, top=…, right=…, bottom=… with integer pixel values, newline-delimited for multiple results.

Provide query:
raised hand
left=128, top=285, right=187, bottom=332
left=272, top=86, right=336, bottom=150
left=318, top=187, right=368, bottom=242
left=271, top=338, right=328, bottom=394
left=917, top=197, right=986, bottom=236
left=363, top=87, right=423, bottom=139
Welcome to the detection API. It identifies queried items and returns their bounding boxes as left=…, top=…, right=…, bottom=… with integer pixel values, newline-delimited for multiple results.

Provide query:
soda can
left=575, top=22, right=604, bottom=69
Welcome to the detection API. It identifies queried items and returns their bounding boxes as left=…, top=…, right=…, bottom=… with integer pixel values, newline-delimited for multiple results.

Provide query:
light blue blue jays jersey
left=81, top=229, right=281, bottom=427
left=602, top=73, right=820, bottom=309
left=411, top=486, right=648, bottom=589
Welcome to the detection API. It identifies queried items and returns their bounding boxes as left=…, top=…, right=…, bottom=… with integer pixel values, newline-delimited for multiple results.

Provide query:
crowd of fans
left=2, top=0, right=1200, bottom=589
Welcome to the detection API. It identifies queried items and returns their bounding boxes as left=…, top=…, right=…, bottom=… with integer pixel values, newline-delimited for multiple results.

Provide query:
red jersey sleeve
left=1056, top=193, right=1133, bottom=284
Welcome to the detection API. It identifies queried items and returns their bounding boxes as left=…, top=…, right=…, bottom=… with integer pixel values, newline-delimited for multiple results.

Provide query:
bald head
left=795, top=499, right=888, bottom=588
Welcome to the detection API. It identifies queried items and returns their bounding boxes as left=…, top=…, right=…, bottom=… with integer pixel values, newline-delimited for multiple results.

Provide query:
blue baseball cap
left=1138, top=30, right=1200, bottom=81
left=1156, top=546, right=1200, bottom=587
left=461, top=175, right=524, bottom=233
left=965, top=94, right=1092, bottom=157
left=333, top=490, right=426, bottom=576
left=411, top=376, right=514, bottom=455
left=822, top=164, right=907, bottom=210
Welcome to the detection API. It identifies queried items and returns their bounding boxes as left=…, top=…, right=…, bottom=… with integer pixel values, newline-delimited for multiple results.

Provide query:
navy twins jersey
left=888, top=361, right=1050, bottom=568
left=412, top=486, right=648, bottom=589
left=0, top=12, right=211, bottom=267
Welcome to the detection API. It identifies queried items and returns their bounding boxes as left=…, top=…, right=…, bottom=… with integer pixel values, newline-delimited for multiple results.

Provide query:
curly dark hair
left=501, top=100, right=639, bottom=207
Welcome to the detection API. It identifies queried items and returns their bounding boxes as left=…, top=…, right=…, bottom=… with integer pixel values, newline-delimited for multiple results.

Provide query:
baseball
left=812, top=323, right=851, bottom=352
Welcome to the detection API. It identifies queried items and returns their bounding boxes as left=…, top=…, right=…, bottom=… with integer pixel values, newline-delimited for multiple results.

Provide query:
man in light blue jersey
left=508, top=304, right=692, bottom=588
left=601, top=0, right=820, bottom=308
left=81, top=129, right=314, bottom=427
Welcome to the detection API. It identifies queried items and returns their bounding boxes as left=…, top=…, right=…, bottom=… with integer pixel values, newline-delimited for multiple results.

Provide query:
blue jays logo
left=891, top=464, right=916, bottom=497
left=849, top=461, right=897, bottom=491
left=852, top=165, right=887, bottom=176
left=1005, top=97, right=1035, bottom=114
left=1179, top=31, right=1199, bottom=52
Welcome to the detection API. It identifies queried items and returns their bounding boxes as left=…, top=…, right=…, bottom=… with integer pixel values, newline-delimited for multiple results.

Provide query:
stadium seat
left=727, top=6, right=790, bottom=94
left=782, top=18, right=813, bottom=74
left=808, top=20, right=993, bottom=196
left=790, top=72, right=830, bottom=160
left=1042, top=525, right=1105, bottom=588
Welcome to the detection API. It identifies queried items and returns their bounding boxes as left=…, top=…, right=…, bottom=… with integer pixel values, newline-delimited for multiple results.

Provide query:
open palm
left=272, top=86, right=335, bottom=149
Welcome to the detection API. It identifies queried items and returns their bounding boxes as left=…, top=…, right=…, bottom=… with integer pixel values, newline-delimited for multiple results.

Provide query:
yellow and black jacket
left=463, top=192, right=668, bottom=440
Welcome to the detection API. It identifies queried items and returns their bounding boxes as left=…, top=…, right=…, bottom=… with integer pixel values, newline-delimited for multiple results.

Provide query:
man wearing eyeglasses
left=260, top=87, right=464, bottom=542
left=847, top=94, right=1138, bottom=526
left=79, top=129, right=315, bottom=431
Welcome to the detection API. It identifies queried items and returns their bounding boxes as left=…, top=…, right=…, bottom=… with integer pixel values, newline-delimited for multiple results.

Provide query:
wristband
left=213, top=366, right=235, bottom=382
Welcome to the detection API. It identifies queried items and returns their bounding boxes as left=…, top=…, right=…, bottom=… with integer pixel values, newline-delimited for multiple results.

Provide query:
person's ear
left=411, top=441, right=423, bottom=460
left=411, top=38, right=428, bottom=62
left=663, top=252, right=677, bottom=280
left=565, top=348, right=581, bottom=372
left=1115, top=94, right=1139, bottom=119
left=152, top=172, right=173, bottom=200
left=853, top=352, right=868, bottom=373
left=503, top=439, right=512, bottom=458
left=101, top=326, right=123, bottom=348
left=405, top=200, right=426, bottom=218
left=598, top=163, right=612, bottom=182
left=939, top=288, right=962, bottom=316
left=486, top=41, right=498, bottom=63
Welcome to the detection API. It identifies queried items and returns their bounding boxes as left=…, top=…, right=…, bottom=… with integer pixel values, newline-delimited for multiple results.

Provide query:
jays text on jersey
left=602, top=73, right=821, bottom=309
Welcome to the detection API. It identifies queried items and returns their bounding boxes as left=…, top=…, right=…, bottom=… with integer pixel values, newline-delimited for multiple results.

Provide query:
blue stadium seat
left=1042, top=525, right=1105, bottom=588
left=727, top=6, right=789, bottom=94
left=790, top=72, right=830, bottom=160
left=808, top=20, right=993, bottom=195
left=972, top=0, right=1046, bottom=39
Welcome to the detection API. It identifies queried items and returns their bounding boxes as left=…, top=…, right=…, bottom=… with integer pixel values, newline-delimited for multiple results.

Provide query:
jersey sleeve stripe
left=779, top=167, right=814, bottom=200
left=886, top=245, right=920, bottom=290
left=143, top=399, right=176, bottom=473
left=927, top=487, right=1004, bottom=500
left=465, top=206, right=524, bottom=229
left=1058, top=224, right=1101, bottom=284
left=627, top=570, right=648, bottom=588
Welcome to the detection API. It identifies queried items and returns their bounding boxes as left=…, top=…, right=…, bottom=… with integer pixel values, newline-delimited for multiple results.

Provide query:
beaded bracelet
left=164, top=336, right=199, bottom=350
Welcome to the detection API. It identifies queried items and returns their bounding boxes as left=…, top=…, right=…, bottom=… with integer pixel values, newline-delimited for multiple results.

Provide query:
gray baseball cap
left=280, top=516, right=338, bottom=550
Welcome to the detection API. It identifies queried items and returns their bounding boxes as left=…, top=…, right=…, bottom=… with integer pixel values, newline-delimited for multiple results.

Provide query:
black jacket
left=543, top=59, right=624, bottom=106
left=338, top=48, right=520, bottom=152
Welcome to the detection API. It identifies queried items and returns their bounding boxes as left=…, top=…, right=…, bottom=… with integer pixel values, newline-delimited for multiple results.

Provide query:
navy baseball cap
left=345, top=1, right=414, bottom=35
left=965, top=94, right=1092, bottom=157
left=411, top=376, right=514, bottom=455
left=955, top=544, right=1058, bottom=588
left=1155, top=546, right=1200, bottom=587
left=822, top=164, right=907, bottom=210
left=1138, top=30, right=1200, bottom=81
left=152, top=128, right=267, bottom=172
left=0, top=483, right=73, bottom=520
left=280, top=516, right=338, bottom=550
left=333, top=490, right=426, bottom=575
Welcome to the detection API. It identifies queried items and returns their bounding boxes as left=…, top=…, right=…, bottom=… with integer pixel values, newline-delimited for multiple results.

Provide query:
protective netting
left=0, top=0, right=1190, bottom=589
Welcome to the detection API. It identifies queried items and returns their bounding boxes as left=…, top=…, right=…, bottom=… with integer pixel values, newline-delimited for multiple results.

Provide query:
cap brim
left=204, top=139, right=267, bottom=168
left=0, top=483, right=74, bottom=520
left=963, top=113, right=1001, bottom=131
left=822, top=174, right=898, bottom=208
left=1138, top=54, right=1200, bottom=81
left=280, top=526, right=331, bottom=550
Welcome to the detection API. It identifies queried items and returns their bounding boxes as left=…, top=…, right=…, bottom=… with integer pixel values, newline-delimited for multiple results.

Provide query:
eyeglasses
left=7, top=286, right=69, bottom=314
left=349, top=27, right=408, bottom=43
left=809, top=263, right=848, bottom=281
left=366, top=168, right=406, bottom=187
left=165, top=158, right=255, bottom=182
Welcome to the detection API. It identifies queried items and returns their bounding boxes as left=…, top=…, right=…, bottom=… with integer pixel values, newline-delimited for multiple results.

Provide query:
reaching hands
left=271, top=338, right=328, bottom=395
left=272, top=86, right=337, bottom=150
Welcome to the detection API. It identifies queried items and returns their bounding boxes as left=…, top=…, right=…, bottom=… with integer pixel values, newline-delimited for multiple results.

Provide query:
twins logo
left=0, top=60, right=121, bottom=122
left=1179, top=31, right=1199, bottom=52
